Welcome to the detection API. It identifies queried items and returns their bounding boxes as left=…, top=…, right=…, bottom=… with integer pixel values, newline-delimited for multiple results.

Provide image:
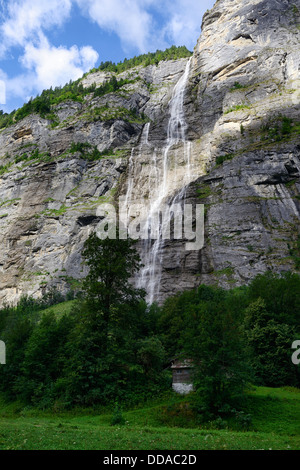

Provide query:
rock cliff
left=155, top=0, right=300, bottom=301
left=0, top=0, right=300, bottom=305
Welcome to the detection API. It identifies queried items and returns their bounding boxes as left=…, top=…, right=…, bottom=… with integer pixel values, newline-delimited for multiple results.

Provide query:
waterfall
left=136, top=58, right=193, bottom=303
left=120, top=58, right=194, bottom=303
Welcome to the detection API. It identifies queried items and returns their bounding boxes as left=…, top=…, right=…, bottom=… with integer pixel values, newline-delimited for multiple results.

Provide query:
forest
left=0, top=233, right=299, bottom=422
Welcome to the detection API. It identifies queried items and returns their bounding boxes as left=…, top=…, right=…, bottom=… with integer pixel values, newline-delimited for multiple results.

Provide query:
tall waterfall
left=123, top=58, right=194, bottom=304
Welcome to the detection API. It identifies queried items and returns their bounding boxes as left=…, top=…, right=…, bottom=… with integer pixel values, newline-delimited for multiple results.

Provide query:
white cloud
left=20, top=37, right=99, bottom=91
left=0, top=0, right=72, bottom=55
left=0, top=0, right=216, bottom=111
left=75, top=0, right=155, bottom=53
left=0, top=0, right=98, bottom=108
left=158, top=0, right=214, bottom=50
left=74, top=0, right=215, bottom=54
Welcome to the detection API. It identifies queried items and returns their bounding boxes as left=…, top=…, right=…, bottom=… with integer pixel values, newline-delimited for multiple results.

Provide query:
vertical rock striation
left=0, top=0, right=300, bottom=305
left=156, top=0, right=300, bottom=301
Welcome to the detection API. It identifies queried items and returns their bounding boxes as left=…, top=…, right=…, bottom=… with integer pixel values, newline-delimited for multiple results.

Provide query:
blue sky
left=0, top=0, right=215, bottom=113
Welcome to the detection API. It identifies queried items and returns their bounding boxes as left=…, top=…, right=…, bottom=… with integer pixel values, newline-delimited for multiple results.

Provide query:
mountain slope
left=155, top=0, right=300, bottom=301
left=0, top=0, right=300, bottom=305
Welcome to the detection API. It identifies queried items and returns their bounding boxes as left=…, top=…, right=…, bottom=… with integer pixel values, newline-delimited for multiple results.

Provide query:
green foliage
left=92, top=76, right=136, bottom=98
left=245, top=309, right=297, bottom=387
left=15, top=312, right=75, bottom=406
left=1, top=386, right=300, bottom=450
left=69, top=141, right=114, bottom=161
left=14, top=96, right=51, bottom=122
left=94, top=45, right=192, bottom=74
left=0, top=111, right=15, bottom=129
left=70, top=142, right=92, bottom=153
left=61, top=235, right=149, bottom=406
left=0, top=162, right=13, bottom=175
left=136, top=336, right=166, bottom=377
left=159, top=285, right=252, bottom=416
left=216, top=153, right=234, bottom=165
left=243, top=272, right=300, bottom=387
left=81, top=232, right=145, bottom=316
left=288, top=235, right=300, bottom=269
left=14, top=148, right=51, bottom=165
left=0, top=82, right=87, bottom=127
left=292, top=4, right=300, bottom=16
left=260, top=115, right=299, bottom=143
left=230, top=82, right=248, bottom=92
left=0, top=234, right=169, bottom=408
left=159, top=273, right=300, bottom=416
left=248, top=271, right=300, bottom=327
left=224, top=103, right=251, bottom=114
left=0, top=46, right=190, bottom=130
left=0, top=292, right=65, bottom=401
left=0, top=269, right=299, bottom=413
left=110, top=402, right=125, bottom=426
left=196, top=184, right=212, bottom=199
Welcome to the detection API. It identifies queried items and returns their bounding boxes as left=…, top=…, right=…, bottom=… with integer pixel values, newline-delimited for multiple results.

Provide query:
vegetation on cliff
left=0, top=45, right=191, bottom=131
left=89, top=45, right=192, bottom=74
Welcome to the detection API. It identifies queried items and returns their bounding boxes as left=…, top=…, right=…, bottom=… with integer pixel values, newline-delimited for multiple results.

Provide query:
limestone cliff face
left=157, top=0, right=300, bottom=300
left=0, top=0, right=300, bottom=305
left=0, top=58, right=188, bottom=305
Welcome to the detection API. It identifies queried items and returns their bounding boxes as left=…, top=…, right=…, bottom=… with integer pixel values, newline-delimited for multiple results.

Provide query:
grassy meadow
left=0, top=386, right=299, bottom=450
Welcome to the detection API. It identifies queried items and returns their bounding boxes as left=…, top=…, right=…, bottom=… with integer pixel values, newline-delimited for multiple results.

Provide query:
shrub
left=110, top=402, right=126, bottom=426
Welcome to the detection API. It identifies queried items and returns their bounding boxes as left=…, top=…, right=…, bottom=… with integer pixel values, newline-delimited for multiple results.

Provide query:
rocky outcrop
left=0, top=0, right=300, bottom=305
left=156, top=0, right=300, bottom=301
left=0, top=58, right=188, bottom=305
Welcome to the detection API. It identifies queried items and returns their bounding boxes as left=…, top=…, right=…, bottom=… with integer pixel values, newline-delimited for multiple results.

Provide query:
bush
left=110, top=402, right=126, bottom=426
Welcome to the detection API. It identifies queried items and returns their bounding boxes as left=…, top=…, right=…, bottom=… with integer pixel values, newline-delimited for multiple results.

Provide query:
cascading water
left=122, top=58, right=194, bottom=304
left=138, top=60, right=191, bottom=303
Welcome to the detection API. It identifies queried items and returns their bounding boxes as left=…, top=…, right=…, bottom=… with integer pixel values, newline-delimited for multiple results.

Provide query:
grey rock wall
left=0, top=0, right=300, bottom=305
left=155, top=0, right=300, bottom=302
left=0, top=58, right=188, bottom=305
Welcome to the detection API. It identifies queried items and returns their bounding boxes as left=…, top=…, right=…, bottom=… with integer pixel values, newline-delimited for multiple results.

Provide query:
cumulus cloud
left=0, top=0, right=72, bottom=54
left=20, top=37, right=99, bottom=91
left=75, top=0, right=158, bottom=53
left=157, top=0, right=212, bottom=50
left=74, top=0, right=214, bottom=53
left=0, top=0, right=98, bottom=108
left=0, top=0, right=215, bottom=111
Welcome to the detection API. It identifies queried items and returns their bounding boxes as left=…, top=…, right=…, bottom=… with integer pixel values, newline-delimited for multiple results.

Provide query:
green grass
left=245, top=387, right=300, bottom=436
left=215, top=154, right=235, bottom=166
left=229, top=82, right=249, bottom=92
left=0, top=386, right=299, bottom=450
left=224, top=103, right=251, bottom=114
left=196, top=184, right=212, bottom=199
left=0, top=419, right=297, bottom=450
left=38, top=300, right=76, bottom=318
